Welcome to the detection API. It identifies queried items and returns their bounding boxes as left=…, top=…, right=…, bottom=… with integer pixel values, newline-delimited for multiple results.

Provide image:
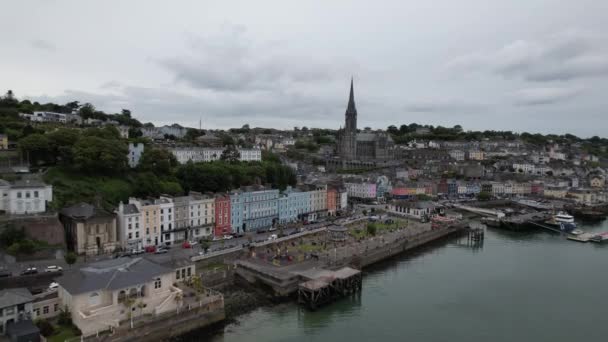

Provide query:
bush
left=6, top=243, right=20, bottom=256
left=58, top=308, right=73, bottom=326
left=35, top=319, right=55, bottom=337
left=366, top=223, right=377, bottom=236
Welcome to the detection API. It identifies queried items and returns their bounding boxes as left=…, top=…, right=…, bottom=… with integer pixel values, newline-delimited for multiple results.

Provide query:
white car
left=48, top=282, right=59, bottom=291
left=189, top=241, right=199, bottom=246
left=268, top=234, right=278, bottom=241
left=223, top=235, right=233, bottom=240
left=45, top=265, right=63, bottom=273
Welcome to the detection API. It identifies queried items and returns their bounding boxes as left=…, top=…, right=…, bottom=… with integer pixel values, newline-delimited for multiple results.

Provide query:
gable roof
left=0, top=288, right=34, bottom=308
left=61, top=202, right=114, bottom=220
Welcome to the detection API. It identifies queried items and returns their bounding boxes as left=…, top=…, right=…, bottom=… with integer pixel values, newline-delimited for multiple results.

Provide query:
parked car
left=268, top=234, right=278, bottom=241
left=131, top=248, right=145, bottom=255
left=44, top=265, right=63, bottom=273
left=0, top=269, right=12, bottom=278
left=155, top=248, right=168, bottom=254
left=20, top=267, right=38, bottom=276
left=145, top=246, right=157, bottom=253
left=223, top=235, right=233, bottom=240
left=189, top=241, right=199, bottom=246
left=182, top=241, right=192, bottom=249
left=48, top=282, right=59, bottom=291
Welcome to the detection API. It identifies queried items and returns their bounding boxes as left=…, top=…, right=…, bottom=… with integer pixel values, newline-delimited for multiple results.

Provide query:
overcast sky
left=2, top=0, right=607, bottom=136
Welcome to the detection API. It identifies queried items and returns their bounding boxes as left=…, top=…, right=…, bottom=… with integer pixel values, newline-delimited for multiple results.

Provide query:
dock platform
left=297, top=267, right=362, bottom=309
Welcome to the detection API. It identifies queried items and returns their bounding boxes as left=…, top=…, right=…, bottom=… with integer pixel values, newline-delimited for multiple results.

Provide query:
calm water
left=207, top=220, right=608, bottom=342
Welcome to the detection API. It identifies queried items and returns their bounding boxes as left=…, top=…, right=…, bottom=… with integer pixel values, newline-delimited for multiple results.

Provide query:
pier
left=297, top=267, right=362, bottom=309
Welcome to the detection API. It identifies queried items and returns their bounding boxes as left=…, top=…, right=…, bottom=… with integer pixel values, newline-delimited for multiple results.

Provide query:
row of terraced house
left=59, top=184, right=348, bottom=255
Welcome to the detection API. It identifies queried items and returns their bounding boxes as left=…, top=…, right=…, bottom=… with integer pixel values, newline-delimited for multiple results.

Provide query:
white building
left=449, top=150, right=465, bottom=161
left=0, top=288, right=35, bottom=336
left=157, top=197, right=175, bottom=246
left=188, top=193, right=214, bottom=241
left=128, top=142, right=145, bottom=168
left=117, top=201, right=143, bottom=251
left=171, top=147, right=261, bottom=164
left=118, top=126, right=130, bottom=139
left=467, top=150, right=484, bottom=161
left=0, top=179, right=53, bottom=214
left=344, top=182, right=377, bottom=199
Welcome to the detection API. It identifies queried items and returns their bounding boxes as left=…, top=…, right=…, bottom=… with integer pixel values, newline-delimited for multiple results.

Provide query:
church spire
left=344, top=77, right=357, bottom=133
left=347, top=77, right=356, bottom=113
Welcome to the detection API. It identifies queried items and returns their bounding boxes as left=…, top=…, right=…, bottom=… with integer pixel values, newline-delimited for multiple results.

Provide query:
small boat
left=559, top=222, right=582, bottom=234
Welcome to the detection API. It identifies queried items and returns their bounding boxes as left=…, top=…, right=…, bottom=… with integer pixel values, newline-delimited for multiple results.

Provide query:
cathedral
left=336, top=79, right=394, bottom=161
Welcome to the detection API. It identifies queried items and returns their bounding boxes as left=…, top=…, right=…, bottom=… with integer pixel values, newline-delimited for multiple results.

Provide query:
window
left=34, top=308, right=40, bottom=317
left=128, top=233, right=132, bottom=239
left=169, top=208, right=172, bottom=213
left=34, top=191, right=39, bottom=198
left=146, top=228, right=149, bottom=234
left=176, top=270, right=180, bottom=279
left=5, top=307, right=14, bottom=315
left=43, top=306, right=49, bottom=314
left=89, top=292, right=100, bottom=306
left=187, top=267, right=192, bottom=277
left=17, top=192, right=22, bottom=198
left=154, top=277, right=162, bottom=289
left=135, top=232, right=140, bottom=238
left=54, top=303, right=59, bottom=312
left=128, top=224, right=132, bottom=230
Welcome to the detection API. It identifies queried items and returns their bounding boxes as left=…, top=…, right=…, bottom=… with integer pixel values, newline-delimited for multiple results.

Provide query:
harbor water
left=193, top=219, right=608, bottom=342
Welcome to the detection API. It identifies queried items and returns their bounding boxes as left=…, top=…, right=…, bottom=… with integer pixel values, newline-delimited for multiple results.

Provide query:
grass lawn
left=297, top=243, right=324, bottom=253
left=47, top=325, right=79, bottom=342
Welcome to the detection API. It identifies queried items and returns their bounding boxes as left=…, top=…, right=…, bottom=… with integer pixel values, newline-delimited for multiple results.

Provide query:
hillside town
left=1, top=82, right=607, bottom=341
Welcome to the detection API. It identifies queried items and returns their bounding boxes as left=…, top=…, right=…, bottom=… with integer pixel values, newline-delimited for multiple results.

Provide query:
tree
left=36, top=319, right=55, bottom=337
left=73, top=136, right=128, bottom=174
left=366, top=223, right=377, bottom=236
left=221, top=145, right=241, bottom=163
left=477, top=191, right=492, bottom=201
left=0, top=225, right=26, bottom=246
left=199, top=240, right=210, bottom=253
left=19, top=133, right=51, bottom=165
left=64, top=252, right=77, bottom=267
left=138, top=147, right=177, bottom=177
left=78, top=103, right=96, bottom=119
left=47, top=128, right=80, bottom=164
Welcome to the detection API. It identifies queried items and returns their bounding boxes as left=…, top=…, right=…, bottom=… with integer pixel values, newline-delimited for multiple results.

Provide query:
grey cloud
left=30, top=39, right=55, bottom=51
left=447, top=30, right=608, bottom=82
left=404, top=100, right=487, bottom=113
left=159, top=26, right=343, bottom=92
left=512, top=86, right=583, bottom=106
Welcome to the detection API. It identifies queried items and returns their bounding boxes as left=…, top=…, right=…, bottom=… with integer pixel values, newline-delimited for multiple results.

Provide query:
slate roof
left=0, top=288, right=34, bottom=308
left=61, top=202, right=114, bottom=220
left=122, top=203, right=139, bottom=214
left=55, top=257, right=171, bottom=295
left=11, top=179, right=48, bottom=188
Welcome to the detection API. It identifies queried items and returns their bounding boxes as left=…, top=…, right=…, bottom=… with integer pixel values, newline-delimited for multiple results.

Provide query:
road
left=0, top=218, right=344, bottom=277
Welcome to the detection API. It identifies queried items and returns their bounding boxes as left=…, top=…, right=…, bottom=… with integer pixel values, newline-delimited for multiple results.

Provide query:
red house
left=214, top=194, right=231, bottom=237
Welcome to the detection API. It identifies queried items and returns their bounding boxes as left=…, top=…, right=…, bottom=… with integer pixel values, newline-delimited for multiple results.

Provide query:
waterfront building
left=117, top=201, right=143, bottom=251
left=127, top=142, right=144, bottom=168
left=60, top=203, right=118, bottom=255
left=172, top=196, right=190, bottom=242
left=157, top=196, right=174, bottom=246
left=544, top=185, right=568, bottom=199
left=278, top=187, right=311, bottom=224
left=188, top=192, right=214, bottom=241
left=327, top=188, right=338, bottom=216
left=55, top=257, right=184, bottom=337
left=344, top=181, right=377, bottom=200
left=214, top=194, right=231, bottom=237
left=388, top=201, right=435, bottom=220
left=0, top=288, right=35, bottom=336
left=230, top=186, right=280, bottom=234
left=0, top=179, right=53, bottom=214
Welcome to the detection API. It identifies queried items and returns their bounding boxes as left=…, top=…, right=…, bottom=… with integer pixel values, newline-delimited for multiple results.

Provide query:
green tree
left=477, top=191, right=492, bottom=201
left=19, top=133, right=51, bottom=165
left=78, top=103, right=96, bottom=119
left=138, top=147, right=177, bottom=177
left=366, top=223, right=377, bottom=236
left=47, top=128, right=80, bottom=164
left=73, top=136, right=128, bottom=174
left=221, top=145, right=241, bottom=163
left=35, top=319, right=55, bottom=337
left=64, top=252, right=77, bottom=267
left=0, top=225, right=26, bottom=246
